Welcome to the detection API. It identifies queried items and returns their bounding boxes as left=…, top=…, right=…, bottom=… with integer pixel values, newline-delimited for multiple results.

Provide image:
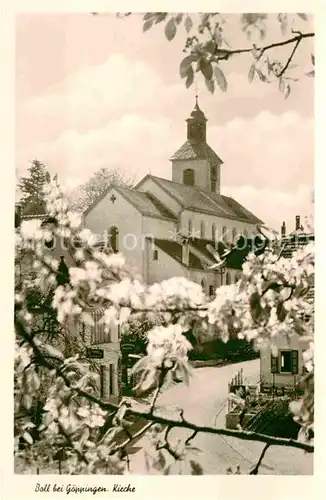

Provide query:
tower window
left=183, top=169, right=195, bottom=186
left=200, top=221, right=205, bottom=239
left=153, top=249, right=158, bottom=260
left=210, top=163, right=217, bottom=192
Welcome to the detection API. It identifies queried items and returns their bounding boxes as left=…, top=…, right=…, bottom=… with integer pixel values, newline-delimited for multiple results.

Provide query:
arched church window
left=222, top=226, right=228, bottom=242
left=232, top=227, right=237, bottom=244
left=183, top=169, right=195, bottom=187
left=200, top=221, right=205, bottom=239
left=226, top=272, right=231, bottom=285
left=212, top=223, right=217, bottom=241
left=109, top=226, right=119, bottom=253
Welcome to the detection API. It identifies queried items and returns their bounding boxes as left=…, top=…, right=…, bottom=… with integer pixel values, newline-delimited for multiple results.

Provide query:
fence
left=227, top=368, right=244, bottom=413
left=76, top=308, right=113, bottom=344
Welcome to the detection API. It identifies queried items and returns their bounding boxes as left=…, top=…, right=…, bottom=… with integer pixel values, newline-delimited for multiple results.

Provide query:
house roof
left=244, top=398, right=301, bottom=439
left=279, top=233, right=314, bottom=259
left=170, top=140, right=223, bottom=164
left=140, top=175, right=263, bottom=224
left=279, top=233, right=315, bottom=304
left=189, top=236, right=268, bottom=271
left=154, top=235, right=268, bottom=272
left=154, top=238, right=205, bottom=270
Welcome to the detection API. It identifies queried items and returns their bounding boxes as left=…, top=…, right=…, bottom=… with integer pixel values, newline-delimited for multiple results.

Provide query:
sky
left=15, top=13, right=314, bottom=232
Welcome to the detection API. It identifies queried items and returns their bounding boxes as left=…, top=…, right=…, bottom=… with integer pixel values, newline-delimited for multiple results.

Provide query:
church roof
left=170, top=140, right=223, bottom=163
left=145, top=175, right=263, bottom=224
left=84, top=184, right=177, bottom=222
left=116, top=187, right=177, bottom=221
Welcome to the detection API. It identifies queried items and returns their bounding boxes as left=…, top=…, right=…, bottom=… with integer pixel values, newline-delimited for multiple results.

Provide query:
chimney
left=295, top=215, right=301, bottom=231
left=181, top=237, right=189, bottom=266
left=281, top=221, right=286, bottom=237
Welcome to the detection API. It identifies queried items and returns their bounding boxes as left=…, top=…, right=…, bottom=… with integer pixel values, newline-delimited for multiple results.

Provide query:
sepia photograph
left=12, top=10, right=314, bottom=480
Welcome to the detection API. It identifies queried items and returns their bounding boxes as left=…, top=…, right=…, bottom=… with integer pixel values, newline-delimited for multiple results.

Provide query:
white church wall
left=142, top=216, right=176, bottom=240
left=147, top=247, right=186, bottom=285
left=181, top=210, right=257, bottom=242
left=84, top=188, right=144, bottom=276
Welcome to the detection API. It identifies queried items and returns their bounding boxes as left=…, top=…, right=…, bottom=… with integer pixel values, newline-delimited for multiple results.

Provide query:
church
left=84, top=98, right=263, bottom=293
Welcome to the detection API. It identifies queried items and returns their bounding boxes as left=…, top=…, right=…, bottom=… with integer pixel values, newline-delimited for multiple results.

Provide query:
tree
left=68, top=167, right=135, bottom=212
left=14, top=177, right=314, bottom=475
left=18, top=160, right=51, bottom=215
left=116, top=13, right=314, bottom=98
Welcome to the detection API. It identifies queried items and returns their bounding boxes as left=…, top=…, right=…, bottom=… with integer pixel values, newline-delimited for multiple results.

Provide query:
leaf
left=205, top=78, right=215, bottom=94
left=185, top=15, right=193, bottom=33
left=200, top=58, right=213, bottom=81
left=214, top=65, right=227, bottom=92
left=190, top=460, right=204, bottom=475
left=185, top=67, right=194, bottom=89
left=23, top=431, right=33, bottom=445
left=284, top=84, right=291, bottom=99
left=255, top=68, right=268, bottom=82
left=143, top=13, right=155, bottom=21
left=248, top=64, right=255, bottom=83
left=155, top=13, right=167, bottom=24
left=143, top=20, right=153, bottom=33
left=175, top=13, right=183, bottom=25
left=179, top=55, right=196, bottom=79
left=311, top=54, right=315, bottom=66
left=279, top=78, right=285, bottom=93
left=204, top=40, right=217, bottom=54
left=165, top=17, right=177, bottom=41
left=297, top=13, right=308, bottom=21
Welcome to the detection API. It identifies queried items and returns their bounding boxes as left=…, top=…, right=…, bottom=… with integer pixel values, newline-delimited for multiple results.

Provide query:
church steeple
left=186, top=96, right=207, bottom=143
left=170, top=98, right=223, bottom=194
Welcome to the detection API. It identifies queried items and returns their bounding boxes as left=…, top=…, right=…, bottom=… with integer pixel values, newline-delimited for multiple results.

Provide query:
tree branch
left=16, top=316, right=314, bottom=455
left=249, top=443, right=270, bottom=475
left=212, top=32, right=314, bottom=61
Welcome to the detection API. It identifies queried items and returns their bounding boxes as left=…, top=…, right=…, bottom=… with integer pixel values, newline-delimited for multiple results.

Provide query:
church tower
left=170, top=97, right=223, bottom=194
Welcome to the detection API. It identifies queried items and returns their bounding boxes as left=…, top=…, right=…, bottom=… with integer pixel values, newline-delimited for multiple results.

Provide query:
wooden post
left=58, top=459, right=62, bottom=475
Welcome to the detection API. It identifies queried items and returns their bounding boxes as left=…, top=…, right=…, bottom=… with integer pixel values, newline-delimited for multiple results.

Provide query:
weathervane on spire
left=194, top=81, right=199, bottom=107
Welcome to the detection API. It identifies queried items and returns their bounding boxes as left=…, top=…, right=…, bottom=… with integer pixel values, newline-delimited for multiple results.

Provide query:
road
left=127, top=359, right=313, bottom=475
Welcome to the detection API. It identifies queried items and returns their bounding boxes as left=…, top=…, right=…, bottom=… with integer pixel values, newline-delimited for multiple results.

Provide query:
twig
left=157, top=425, right=181, bottom=461
left=278, top=38, right=301, bottom=78
left=249, top=443, right=270, bottom=475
